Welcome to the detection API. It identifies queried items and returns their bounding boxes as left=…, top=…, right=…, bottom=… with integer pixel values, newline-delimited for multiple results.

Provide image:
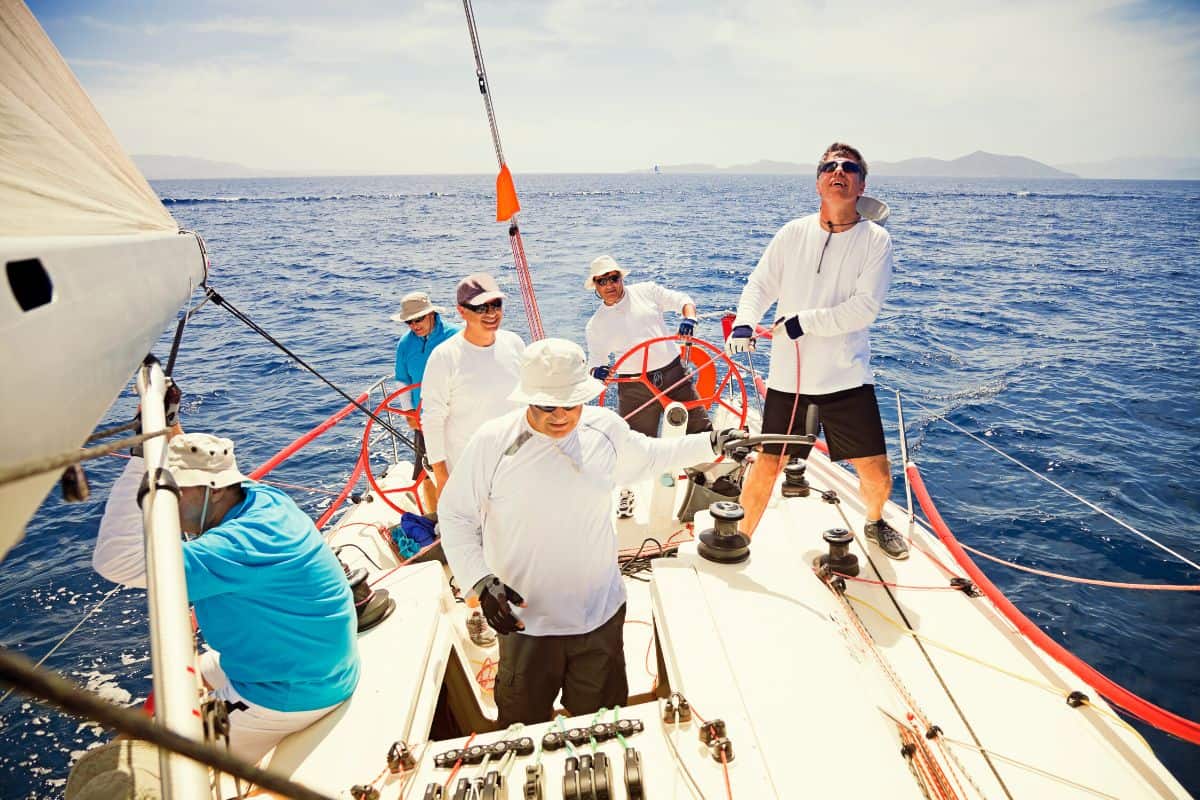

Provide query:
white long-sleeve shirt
left=733, top=213, right=893, bottom=395
left=439, top=406, right=715, bottom=636
left=586, top=282, right=694, bottom=373
left=419, top=330, right=525, bottom=470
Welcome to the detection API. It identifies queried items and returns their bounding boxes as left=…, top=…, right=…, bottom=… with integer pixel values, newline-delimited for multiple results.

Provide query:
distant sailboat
left=653, top=164, right=661, bottom=174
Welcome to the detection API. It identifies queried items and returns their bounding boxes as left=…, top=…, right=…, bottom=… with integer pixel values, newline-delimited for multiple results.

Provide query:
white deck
left=249, top=451, right=1189, bottom=799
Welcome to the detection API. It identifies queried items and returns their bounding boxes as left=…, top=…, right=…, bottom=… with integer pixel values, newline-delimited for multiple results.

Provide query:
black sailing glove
left=474, top=575, right=526, bottom=634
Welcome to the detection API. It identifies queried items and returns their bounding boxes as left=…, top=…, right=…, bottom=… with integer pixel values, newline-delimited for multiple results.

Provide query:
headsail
left=0, top=1, right=206, bottom=559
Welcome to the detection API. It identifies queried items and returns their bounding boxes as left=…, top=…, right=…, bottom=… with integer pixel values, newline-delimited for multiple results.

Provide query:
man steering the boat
left=420, top=272, right=525, bottom=499
left=439, top=338, right=744, bottom=725
left=726, top=142, right=905, bottom=559
left=93, top=430, right=360, bottom=765
left=391, top=290, right=460, bottom=511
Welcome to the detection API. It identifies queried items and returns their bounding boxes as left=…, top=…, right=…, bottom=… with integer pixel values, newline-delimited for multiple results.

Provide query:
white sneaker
left=466, top=611, right=496, bottom=647
left=617, top=489, right=636, bottom=519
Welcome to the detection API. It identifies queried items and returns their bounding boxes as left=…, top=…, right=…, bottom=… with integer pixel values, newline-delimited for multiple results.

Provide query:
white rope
left=0, top=584, right=123, bottom=706
left=901, top=394, right=1200, bottom=574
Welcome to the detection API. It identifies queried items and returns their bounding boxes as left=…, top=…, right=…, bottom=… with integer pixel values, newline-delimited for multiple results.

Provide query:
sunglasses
left=531, top=404, right=581, bottom=413
left=405, top=313, right=432, bottom=326
left=463, top=299, right=503, bottom=314
left=594, top=273, right=622, bottom=287
left=817, top=159, right=863, bottom=176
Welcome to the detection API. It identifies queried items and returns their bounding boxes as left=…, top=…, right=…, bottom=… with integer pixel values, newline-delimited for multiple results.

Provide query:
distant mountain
left=642, top=151, right=1077, bottom=178
left=1054, top=157, right=1200, bottom=180
left=133, top=154, right=285, bottom=180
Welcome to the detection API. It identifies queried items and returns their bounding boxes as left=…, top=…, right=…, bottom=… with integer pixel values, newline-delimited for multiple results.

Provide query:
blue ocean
left=1, top=174, right=1197, bottom=796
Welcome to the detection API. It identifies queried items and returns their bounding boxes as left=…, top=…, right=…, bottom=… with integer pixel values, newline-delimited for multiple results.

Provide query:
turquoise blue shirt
left=183, top=483, right=360, bottom=712
left=394, top=314, right=460, bottom=408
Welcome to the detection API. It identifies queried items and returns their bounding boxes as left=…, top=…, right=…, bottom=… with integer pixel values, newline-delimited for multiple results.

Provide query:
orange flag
left=496, top=163, right=521, bottom=222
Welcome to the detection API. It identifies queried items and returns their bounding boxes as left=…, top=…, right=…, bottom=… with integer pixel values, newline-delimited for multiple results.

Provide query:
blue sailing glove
left=677, top=317, right=697, bottom=338
left=590, top=365, right=610, bottom=381
left=725, top=325, right=754, bottom=355
left=776, top=315, right=804, bottom=340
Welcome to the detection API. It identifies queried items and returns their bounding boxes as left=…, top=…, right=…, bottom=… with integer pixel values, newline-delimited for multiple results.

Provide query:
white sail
left=0, top=1, right=206, bottom=559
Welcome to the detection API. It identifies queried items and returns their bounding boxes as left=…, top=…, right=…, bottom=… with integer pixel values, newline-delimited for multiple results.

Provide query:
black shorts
left=761, top=384, right=886, bottom=462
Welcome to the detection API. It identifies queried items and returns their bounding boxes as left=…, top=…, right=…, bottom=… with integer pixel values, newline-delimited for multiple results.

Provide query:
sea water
left=1, top=174, right=1197, bottom=796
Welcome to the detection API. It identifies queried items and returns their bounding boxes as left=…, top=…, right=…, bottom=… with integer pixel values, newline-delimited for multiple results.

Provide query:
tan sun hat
left=584, top=255, right=630, bottom=290
left=389, top=291, right=446, bottom=323
left=167, top=433, right=250, bottom=489
left=509, top=338, right=605, bottom=407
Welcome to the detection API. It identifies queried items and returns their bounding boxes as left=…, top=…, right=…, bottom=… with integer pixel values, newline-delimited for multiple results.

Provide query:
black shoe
left=864, top=519, right=909, bottom=560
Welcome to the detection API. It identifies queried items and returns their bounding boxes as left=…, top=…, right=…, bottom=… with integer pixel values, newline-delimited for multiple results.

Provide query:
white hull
left=0, top=232, right=205, bottom=558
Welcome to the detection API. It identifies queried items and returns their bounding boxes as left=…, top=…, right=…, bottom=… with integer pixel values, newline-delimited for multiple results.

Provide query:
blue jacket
left=184, top=483, right=360, bottom=712
left=394, top=314, right=460, bottom=409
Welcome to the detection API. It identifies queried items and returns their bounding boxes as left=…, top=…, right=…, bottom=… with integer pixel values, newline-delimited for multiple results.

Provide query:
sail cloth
left=0, top=2, right=177, bottom=236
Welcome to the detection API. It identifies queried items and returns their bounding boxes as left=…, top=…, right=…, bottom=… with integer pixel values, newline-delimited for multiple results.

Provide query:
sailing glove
left=590, top=366, right=610, bottom=381
left=775, top=315, right=804, bottom=340
left=725, top=325, right=755, bottom=355
left=474, top=575, right=526, bottom=635
left=710, top=427, right=750, bottom=455
left=677, top=317, right=697, bottom=338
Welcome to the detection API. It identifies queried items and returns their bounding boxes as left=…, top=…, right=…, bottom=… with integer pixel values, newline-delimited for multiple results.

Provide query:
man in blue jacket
left=94, top=432, right=361, bottom=765
left=392, top=290, right=461, bottom=511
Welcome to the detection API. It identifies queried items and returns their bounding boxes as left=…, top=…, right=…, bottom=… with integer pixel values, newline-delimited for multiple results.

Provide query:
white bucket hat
left=509, top=338, right=605, bottom=407
left=389, top=291, right=445, bottom=323
left=167, top=433, right=250, bottom=489
left=584, top=255, right=630, bottom=290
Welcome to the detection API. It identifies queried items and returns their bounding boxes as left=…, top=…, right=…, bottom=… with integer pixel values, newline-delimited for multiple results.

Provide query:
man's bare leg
left=739, top=451, right=782, bottom=537
left=850, top=454, right=892, bottom=521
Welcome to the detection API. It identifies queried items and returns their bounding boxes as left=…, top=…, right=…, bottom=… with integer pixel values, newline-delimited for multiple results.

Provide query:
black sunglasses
left=463, top=299, right=503, bottom=314
left=817, top=159, right=863, bottom=176
left=594, top=273, right=622, bottom=287
left=405, top=313, right=432, bottom=326
left=531, top=404, right=581, bottom=413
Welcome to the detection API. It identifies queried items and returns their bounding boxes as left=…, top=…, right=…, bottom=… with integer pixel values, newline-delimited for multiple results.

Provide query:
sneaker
left=466, top=611, right=496, bottom=647
left=617, top=489, right=636, bottom=519
left=864, top=519, right=909, bottom=560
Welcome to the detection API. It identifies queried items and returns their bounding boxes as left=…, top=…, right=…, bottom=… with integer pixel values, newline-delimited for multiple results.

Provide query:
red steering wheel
left=601, top=335, right=749, bottom=429
left=360, top=383, right=429, bottom=516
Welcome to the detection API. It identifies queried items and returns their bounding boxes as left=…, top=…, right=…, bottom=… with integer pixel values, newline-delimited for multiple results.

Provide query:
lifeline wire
left=204, top=287, right=417, bottom=452
left=902, top=394, right=1200, bottom=573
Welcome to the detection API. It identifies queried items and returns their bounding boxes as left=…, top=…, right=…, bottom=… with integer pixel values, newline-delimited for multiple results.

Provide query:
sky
left=26, top=0, right=1200, bottom=174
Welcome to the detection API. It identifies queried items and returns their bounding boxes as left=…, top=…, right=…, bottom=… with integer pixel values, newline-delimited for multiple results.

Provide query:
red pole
left=249, top=392, right=369, bottom=481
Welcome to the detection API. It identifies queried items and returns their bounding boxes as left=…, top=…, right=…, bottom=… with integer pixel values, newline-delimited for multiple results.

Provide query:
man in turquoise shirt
left=94, top=432, right=360, bottom=764
left=392, top=291, right=460, bottom=511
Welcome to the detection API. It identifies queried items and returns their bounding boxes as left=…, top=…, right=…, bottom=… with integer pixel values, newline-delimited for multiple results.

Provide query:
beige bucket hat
left=167, top=433, right=250, bottom=489
left=584, top=255, right=630, bottom=290
left=390, top=291, right=446, bottom=323
left=509, top=338, right=605, bottom=407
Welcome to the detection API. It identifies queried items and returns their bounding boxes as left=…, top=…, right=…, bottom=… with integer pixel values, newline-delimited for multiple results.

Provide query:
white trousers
left=199, top=649, right=342, bottom=766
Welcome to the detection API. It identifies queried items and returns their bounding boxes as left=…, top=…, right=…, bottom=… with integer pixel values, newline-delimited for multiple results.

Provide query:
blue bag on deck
left=399, top=513, right=437, bottom=547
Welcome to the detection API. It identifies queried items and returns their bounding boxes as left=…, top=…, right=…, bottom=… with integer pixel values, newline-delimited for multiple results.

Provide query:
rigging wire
left=898, top=392, right=1200, bottom=574
left=203, top=287, right=417, bottom=452
left=0, top=429, right=167, bottom=489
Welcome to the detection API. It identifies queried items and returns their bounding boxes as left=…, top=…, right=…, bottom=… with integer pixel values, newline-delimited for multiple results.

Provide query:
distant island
left=134, top=152, right=1200, bottom=181
left=644, top=151, right=1077, bottom=179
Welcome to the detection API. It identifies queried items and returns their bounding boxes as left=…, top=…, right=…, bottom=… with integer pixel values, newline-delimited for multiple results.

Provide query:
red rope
left=508, top=226, right=544, bottom=341
left=443, top=732, right=476, bottom=790
left=906, top=462, right=1200, bottom=745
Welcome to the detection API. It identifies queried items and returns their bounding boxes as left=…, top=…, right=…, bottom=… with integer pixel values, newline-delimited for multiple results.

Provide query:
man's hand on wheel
left=725, top=325, right=755, bottom=355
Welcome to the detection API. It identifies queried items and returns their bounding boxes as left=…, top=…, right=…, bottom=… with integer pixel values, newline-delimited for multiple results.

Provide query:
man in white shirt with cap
left=420, top=272, right=525, bottom=497
left=439, top=338, right=745, bottom=725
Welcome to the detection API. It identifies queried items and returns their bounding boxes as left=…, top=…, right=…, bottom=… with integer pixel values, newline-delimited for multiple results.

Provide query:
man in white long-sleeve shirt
left=439, top=338, right=733, bottom=725
left=420, top=272, right=525, bottom=498
left=726, top=141, right=906, bottom=559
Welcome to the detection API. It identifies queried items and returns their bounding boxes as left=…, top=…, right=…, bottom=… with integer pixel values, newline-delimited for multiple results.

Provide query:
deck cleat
left=388, top=740, right=416, bottom=773
left=710, top=736, right=735, bottom=762
left=780, top=459, right=810, bottom=498
left=422, top=783, right=444, bottom=800
left=699, top=718, right=726, bottom=745
left=697, top=501, right=750, bottom=564
left=350, top=785, right=380, bottom=800
left=816, top=528, right=860, bottom=578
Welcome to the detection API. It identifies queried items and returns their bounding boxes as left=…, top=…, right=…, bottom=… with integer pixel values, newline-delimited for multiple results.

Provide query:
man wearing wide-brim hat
left=439, top=338, right=744, bottom=725
left=93, top=431, right=360, bottom=764
left=391, top=290, right=460, bottom=510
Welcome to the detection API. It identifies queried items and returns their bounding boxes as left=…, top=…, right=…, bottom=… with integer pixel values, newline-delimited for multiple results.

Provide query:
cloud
left=45, top=0, right=1200, bottom=171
